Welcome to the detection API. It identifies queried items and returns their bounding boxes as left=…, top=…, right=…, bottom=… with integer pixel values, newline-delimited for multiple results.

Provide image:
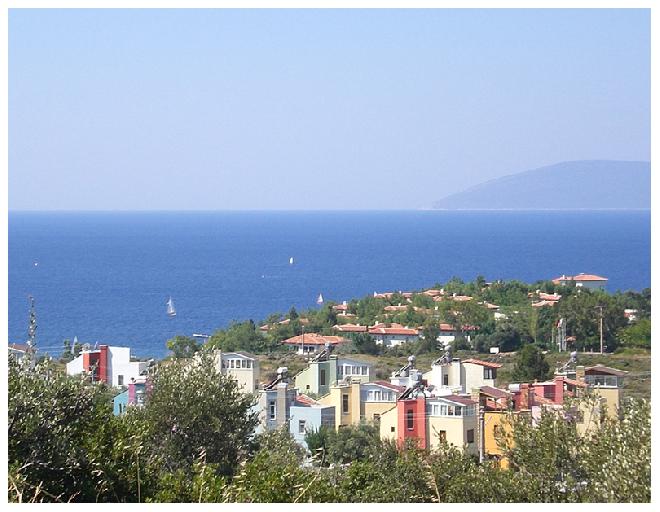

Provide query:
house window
left=242, top=360, right=247, bottom=368
left=306, top=385, right=310, bottom=390
left=443, top=374, right=449, bottom=386
left=467, top=429, right=475, bottom=444
left=438, top=430, right=447, bottom=443
left=455, top=406, right=463, bottom=416
left=361, top=366, right=368, bottom=376
left=374, top=390, right=382, bottom=401
left=484, top=367, right=496, bottom=379
left=373, top=414, right=381, bottom=423
left=440, top=405, right=447, bottom=416
left=320, top=369, right=326, bottom=386
left=135, top=390, right=144, bottom=406
left=269, top=401, right=276, bottom=420
left=117, top=375, right=124, bottom=386
left=299, top=420, right=306, bottom=434
left=406, top=409, right=414, bottom=430
left=342, top=394, right=349, bottom=415
left=448, top=406, right=455, bottom=416
left=391, top=426, right=396, bottom=433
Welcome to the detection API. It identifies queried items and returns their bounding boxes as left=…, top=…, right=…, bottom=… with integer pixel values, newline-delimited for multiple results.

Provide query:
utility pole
left=595, top=306, right=604, bottom=354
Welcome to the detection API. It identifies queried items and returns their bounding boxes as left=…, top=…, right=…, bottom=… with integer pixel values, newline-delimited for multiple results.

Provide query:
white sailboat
left=166, top=297, right=177, bottom=317
left=289, top=257, right=294, bottom=265
left=316, top=293, right=324, bottom=305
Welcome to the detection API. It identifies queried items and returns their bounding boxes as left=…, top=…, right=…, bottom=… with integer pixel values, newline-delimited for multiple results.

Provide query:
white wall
left=108, top=346, right=145, bottom=387
left=66, top=355, right=84, bottom=376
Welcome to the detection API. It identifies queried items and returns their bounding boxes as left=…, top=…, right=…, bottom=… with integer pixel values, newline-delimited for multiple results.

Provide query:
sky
left=9, top=8, right=650, bottom=210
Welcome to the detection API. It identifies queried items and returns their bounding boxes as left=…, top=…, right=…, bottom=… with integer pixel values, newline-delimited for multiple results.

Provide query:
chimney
left=519, top=383, right=531, bottom=410
left=276, top=381, right=289, bottom=427
left=554, top=376, right=565, bottom=405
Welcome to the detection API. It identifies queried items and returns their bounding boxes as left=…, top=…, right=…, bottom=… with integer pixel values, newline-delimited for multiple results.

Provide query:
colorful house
left=317, top=380, right=402, bottom=429
left=391, top=389, right=478, bottom=455
left=289, top=394, right=335, bottom=449
left=113, top=375, right=149, bottom=416
left=66, top=345, right=149, bottom=387
left=294, top=352, right=373, bottom=397
left=255, top=368, right=297, bottom=433
left=214, top=350, right=260, bottom=393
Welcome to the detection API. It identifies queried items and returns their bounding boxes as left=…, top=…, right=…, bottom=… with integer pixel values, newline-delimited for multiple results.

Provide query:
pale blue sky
left=9, top=9, right=650, bottom=210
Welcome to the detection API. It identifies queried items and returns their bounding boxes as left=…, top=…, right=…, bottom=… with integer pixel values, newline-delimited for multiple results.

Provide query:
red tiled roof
left=294, top=394, right=321, bottom=407
left=333, top=324, right=367, bottom=333
left=372, top=380, right=406, bottom=393
left=423, top=289, right=443, bottom=297
left=332, top=304, right=349, bottom=311
left=384, top=305, right=409, bottom=312
left=452, top=295, right=473, bottom=301
left=462, top=358, right=502, bottom=369
left=552, top=274, right=608, bottom=283
left=563, top=378, right=588, bottom=388
left=9, top=343, right=28, bottom=352
left=538, top=292, right=561, bottom=301
left=368, top=323, right=419, bottom=336
left=532, top=300, right=556, bottom=308
left=439, top=323, right=456, bottom=332
left=440, top=394, right=478, bottom=406
left=479, top=386, right=510, bottom=399
left=585, top=365, right=627, bottom=377
left=281, top=333, right=347, bottom=346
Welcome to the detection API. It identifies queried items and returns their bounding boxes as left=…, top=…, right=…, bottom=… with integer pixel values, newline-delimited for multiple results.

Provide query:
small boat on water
left=289, top=257, right=294, bottom=265
left=317, top=293, right=324, bottom=305
left=166, top=297, right=177, bottom=317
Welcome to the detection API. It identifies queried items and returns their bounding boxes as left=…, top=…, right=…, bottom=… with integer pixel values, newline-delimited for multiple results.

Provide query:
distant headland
left=433, top=160, right=650, bottom=210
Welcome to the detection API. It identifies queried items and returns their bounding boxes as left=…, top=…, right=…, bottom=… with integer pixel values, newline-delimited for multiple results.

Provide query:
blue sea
left=8, top=211, right=650, bottom=359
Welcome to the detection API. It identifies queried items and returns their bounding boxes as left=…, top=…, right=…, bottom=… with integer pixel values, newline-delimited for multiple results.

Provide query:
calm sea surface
left=8, top=211, right=650, bottom=358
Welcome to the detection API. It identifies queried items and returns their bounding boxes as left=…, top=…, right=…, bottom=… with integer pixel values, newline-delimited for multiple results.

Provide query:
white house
left=424, top=357, right=501, bottom=395
left=368, top=323, right=419, bottom=347
left=66, top=345, right=148, bottom=387
left=552, top=274, right=608, bottom=290
left=215, top=351, right=261, bottom=393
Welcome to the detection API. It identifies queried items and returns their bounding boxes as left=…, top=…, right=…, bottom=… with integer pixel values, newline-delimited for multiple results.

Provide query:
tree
left=166, top=335, right=200, bottom=358
left=617, top=318, right=651, bottom=349
left=510, top=344, right=550, bottom=382
left=8, top=358, right=119, bottom=502
left=419, top=319, right=440, bottom=354
left=490, top=324, right=524, bottom=352
left=349, top=332, right=381, bottom=355
left=324, top=423, right=382, bottom=465
left=140, top=353, right=258, bottom=477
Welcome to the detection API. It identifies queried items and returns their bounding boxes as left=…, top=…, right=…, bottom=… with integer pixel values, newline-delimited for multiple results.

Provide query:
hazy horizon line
left=7, top=208, right=651, bottom=214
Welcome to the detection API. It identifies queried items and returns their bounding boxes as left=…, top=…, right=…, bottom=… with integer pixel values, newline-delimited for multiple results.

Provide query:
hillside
left=433, top=160, right=650, bottom=210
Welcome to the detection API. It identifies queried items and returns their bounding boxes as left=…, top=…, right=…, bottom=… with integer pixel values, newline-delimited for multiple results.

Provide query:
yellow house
left=426, top=395, right=479, bottom=456
left=580, top=365, right=627, bottom=419
left=317, top=380, right=403, bottom=429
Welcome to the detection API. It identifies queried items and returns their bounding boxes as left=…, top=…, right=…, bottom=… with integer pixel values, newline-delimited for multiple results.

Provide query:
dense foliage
left=164, top=278, right=650, bottom=357
left=9, top=354, right=651, bottom=502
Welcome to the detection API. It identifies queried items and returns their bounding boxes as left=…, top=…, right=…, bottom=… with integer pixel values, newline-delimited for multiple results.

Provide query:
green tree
left=166, top=335, right=200, bottom=358
left=8, top=358, right=118, bottom=502
left=141, top=353, right=258, bottom=477
left=510, top=344, right=550, bottom=382
left=617, top=318, right=651, bottom=349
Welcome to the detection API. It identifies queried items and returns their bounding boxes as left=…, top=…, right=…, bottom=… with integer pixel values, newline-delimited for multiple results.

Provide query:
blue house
left=289, top=394, right=335, bottom=450
left=113, top=390, right=129, bottom=416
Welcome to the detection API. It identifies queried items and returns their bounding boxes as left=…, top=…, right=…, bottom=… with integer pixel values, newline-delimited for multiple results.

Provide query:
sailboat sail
left=317, top=293, right=324, bottom=305
left=167, top=297, right=177, bottom=317
left=289, top=257, right=294, bottom=265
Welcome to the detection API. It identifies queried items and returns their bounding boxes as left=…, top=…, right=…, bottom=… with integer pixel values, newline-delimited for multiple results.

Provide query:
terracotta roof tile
left=462, top=358, right=502, bottom=369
